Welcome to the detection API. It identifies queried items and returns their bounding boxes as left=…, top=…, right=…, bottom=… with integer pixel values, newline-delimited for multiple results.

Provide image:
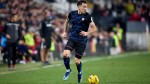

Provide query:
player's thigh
left=45, top=38, right=51, bottom=49
left=74, top=57, right=81, bottom=64
left=40, top=47, right=45, bottom=52
left=75, top=43, right=86, bottom=60
left=64, top=38, right=75, bottom=51
left=63, top=38, right=75, bottom=58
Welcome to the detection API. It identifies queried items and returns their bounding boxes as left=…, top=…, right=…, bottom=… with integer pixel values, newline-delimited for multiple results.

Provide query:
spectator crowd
left=0, top=0, right=150, bottom=70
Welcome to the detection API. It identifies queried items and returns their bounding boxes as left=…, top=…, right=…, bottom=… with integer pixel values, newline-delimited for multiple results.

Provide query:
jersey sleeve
left=86, top=15, right=92, bottom=23
left=67, top=12, right=72, bottom=21
left=40, top=21, right=45, bottom=38
left=84, top=13, right=93, bottom=24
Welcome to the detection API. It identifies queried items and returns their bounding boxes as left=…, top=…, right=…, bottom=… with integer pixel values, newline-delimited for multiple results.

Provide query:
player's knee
left=63, top=54, right=67, bottom=58
left=74, top=58, right=80, bottom=64
left=40, top=48, right=44, bottom=51
left=45, top=48, right=49, bottom=53
left=63, top=50, right=70, bottom=58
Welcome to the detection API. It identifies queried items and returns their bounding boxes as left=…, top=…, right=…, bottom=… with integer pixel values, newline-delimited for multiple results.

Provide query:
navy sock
left=76, top=62, right=82, bottom=74
left=63, top=57, right=70, bottom=70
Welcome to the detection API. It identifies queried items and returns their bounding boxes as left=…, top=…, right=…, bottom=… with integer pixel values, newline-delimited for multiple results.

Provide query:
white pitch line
left=0, top=52, right=149, bottom=75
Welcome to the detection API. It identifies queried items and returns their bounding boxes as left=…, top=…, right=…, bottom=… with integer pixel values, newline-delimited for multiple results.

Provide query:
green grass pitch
left=0, top=52, right=150, bottom=84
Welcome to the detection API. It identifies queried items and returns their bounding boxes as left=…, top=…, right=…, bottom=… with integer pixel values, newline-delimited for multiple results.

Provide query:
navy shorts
left=41, top=38, right=51, bottom=49
left=64, top=38, right=86, bottom=59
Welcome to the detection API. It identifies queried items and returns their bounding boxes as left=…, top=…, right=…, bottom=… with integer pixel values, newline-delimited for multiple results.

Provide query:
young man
left=40, top=10, right=53, bottom=65
left=62, top=0, right=97, bottom=83
left=4, top=14, right=22, bottom=70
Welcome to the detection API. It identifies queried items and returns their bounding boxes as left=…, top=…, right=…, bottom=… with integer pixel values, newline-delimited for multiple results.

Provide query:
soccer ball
left=88, top=75, right=99, bottom=84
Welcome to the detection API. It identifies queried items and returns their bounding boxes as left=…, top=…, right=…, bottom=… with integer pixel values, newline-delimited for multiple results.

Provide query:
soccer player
left=40, top=10, right=53, bottom=65
left=4, top=14, right=22, bottom=70
left=61, top=0, right=97, bottom=83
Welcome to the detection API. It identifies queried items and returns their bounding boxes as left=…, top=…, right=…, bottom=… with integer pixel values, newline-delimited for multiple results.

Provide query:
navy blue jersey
left=40, top=18, right=54, bottom=39
left=68, top=10, right=92, bottom=44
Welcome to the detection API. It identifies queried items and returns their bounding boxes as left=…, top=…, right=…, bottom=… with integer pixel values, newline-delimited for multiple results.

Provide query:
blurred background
left=0, top=0, right=150, bottom=64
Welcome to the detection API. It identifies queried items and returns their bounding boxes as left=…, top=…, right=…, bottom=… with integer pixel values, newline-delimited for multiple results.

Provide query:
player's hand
left=61, top=32, right=67, bottom=39
left=42, top=38, right=45, bottom=42
left=6, top=34, right=11, bottom=39
left=80, top=30, right=89, bottom=36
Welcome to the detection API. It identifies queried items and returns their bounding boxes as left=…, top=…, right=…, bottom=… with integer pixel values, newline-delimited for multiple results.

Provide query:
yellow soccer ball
left=88, top=75, right=99, bottom=84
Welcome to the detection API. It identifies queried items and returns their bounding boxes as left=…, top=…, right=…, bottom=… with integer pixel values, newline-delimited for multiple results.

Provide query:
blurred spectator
left=0, top=34, right=6, bottom=63
left=34, top=32, right=41, bottom=61
left=40, top=10, right=54, bottom=66
left=113, top=23, right=123, bottom=52
left=89, top=32, right=98, bottom=55
left=17, top=40, right=28, bottom=64
left=103, top=30, right=109, bottom=54
left=109, top=31, right=120, bottom=55
left=0, top=33, right=6, bottom=51
left=129, top=11, right=141, bottom=21
left=125, top=0, right=135, bottom=15
left=111, top=0, right=125, bottom=17
left=34, top=32, right=41, bottom=48
left=54, top=28, right=63, bottom=58
left=49, top=37, right=56, bottom=63
left=0, top=20, right=7, bottom=63
left=89, top=35, right=96, bottom=55
left=113, top=23, right=123, bottom=41
left=4, top=14, right=22, bottom=70
left=0, top=21, right=5, bottom=32
left=0, top=0, right=5, bottom=9
left=24, top=28, right=37, bottom=63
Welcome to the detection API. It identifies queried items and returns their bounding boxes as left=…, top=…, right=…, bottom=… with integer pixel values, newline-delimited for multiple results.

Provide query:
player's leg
left=44, top=39, right=51, bottom=65
left=7, top=44, right=12, bottom=70
left=12, top=43, right=17, bottom=70
left=44, top=48, right=50, bottom=65
left=74, top=57, right=82, bottom=83
left=63, top=39, right=74, bottom=80
left=63, top=50, right=71, bottom=69
left=74, top=43, right=86, bottom=83
left=63, top=50, right=72, bottom=80
left=40, top=42, right=45, bottom=65
left=40, top=49, right=45, bottom=61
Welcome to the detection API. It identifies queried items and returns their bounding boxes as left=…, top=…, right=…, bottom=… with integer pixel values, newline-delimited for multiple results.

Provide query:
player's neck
left=45, top=17, right=50, bottom=20
left=10, top=20, right=17, bottom=23
left=78, top=10, right=83, bottom=14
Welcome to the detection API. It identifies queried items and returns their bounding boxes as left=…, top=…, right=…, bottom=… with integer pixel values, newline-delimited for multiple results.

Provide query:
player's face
left=110, top=32, right=114, bottom=37
left=79, top=3, right=87, bottom=14
left=12, top=15, right=18, bottom=22
left=45, top=11, right=51, bottom=18
left=116, top=23, right=120, bottom=28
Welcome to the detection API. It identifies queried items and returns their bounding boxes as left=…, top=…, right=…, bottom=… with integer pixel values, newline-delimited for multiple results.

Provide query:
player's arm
left=80, top=18, right=97, bottom=36
left=63, top=18, right=69, bottom=33
left=87, top=21, right=97, bottom=35
left=40, top=21, right=45, bottom=42
left=3, top=24, right=11, bottom=39
left=62, top=14, right=70, bottom=38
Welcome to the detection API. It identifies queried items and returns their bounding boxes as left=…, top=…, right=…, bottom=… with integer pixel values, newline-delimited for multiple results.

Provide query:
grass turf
left=0, top=52, right=150, bottom=84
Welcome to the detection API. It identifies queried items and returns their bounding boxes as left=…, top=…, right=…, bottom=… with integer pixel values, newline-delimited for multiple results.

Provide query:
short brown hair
left=10, top=14, right=17, bottom=18
left=77, top=0, right=87, bottom=6
left=44, top=10, right=49, bottom=15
